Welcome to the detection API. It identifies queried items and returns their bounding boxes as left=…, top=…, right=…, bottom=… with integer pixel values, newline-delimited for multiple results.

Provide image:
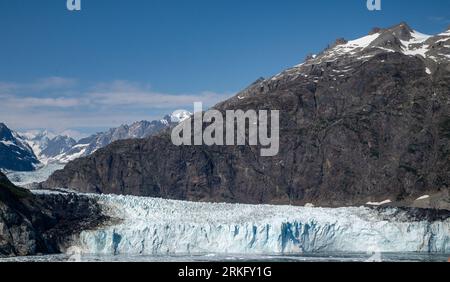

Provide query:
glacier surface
left=62, top=194, right=450, bottom=256
left=5, top=163, right=65, bottom=186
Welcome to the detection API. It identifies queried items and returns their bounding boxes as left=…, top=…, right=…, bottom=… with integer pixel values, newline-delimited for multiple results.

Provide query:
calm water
left=1, top=253, right=449, bottom=262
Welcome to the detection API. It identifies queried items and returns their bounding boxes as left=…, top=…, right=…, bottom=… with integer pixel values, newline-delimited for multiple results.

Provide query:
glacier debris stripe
left=70, top=194, right=450, bottom=255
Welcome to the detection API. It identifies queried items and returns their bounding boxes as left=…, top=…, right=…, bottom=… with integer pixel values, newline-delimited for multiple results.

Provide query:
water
left=1, top=253, right=448, bottom=262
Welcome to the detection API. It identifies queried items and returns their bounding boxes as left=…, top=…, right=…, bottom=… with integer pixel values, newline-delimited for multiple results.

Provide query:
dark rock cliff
left=42, top=24, right=450, bottom=207
left=0, top=172, right=106, bottom=256
left=0, top=123, right=40, bottom=172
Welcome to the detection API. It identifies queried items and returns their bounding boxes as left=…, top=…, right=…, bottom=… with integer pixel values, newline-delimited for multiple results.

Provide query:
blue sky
left=0, top=0, right=449, bottom=138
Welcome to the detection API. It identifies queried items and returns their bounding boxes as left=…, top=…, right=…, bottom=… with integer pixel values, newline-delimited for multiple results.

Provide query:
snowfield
left=60, top=193, right=450, bottom=256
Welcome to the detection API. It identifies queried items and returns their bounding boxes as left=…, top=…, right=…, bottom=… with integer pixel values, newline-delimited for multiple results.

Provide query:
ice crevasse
left=71, top=194, right=450, bottom=255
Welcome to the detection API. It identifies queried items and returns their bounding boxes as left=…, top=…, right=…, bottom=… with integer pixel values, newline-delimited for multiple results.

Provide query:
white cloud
left=0, top=78, right=233, bottom=134
left=0, top=76, right=78, bottom=95
left=30, top=76, right=78, bottom=91
left=86, top=80, right=230, bottom=109
left=1, top=95, right=82, bottom=108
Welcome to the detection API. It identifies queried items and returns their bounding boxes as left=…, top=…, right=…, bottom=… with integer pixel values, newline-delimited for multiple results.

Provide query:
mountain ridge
left=14, top=110, right=192, bottom=165
left=0, top=123, right=40, bottom=172
left=42, top=23, right=450, bottom=208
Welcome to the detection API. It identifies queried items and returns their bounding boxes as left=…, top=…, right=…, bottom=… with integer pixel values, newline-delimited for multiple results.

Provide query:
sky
left=1, top=0, right=449, bottom=139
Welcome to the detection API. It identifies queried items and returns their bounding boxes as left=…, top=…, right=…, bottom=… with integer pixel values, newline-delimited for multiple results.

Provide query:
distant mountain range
left=0, top=110, right=191, bottom=172
left=20, top=130, right=77, bottom=165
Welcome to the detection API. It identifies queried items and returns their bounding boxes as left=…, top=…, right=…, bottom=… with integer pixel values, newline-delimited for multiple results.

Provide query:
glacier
left=59, top=193, right=450, bottom=256
left=5, top=163, right=65, bottom=186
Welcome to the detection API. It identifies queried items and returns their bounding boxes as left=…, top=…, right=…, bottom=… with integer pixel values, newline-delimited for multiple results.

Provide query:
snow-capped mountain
left=16, top=111, right=192, bottom=165
left=256, top=23, right=450, bottom=89
left=20, top=130, right=77, bottom=164
left=52, top=111, right=192, bottom=163
left=0, top=123, right=40, bottom=172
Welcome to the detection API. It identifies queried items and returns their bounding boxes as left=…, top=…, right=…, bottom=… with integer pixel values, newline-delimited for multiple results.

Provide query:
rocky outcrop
left=0, top=123, right=40, bottom=172
left=0, top=172, right=106, bottom=257
left=42, top=23, right=450, bottom=207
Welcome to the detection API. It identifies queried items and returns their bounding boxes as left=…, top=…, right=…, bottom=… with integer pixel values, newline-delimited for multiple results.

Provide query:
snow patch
left=0, top=140, right=16, bottom=147
left=366, top=199, right=392, bottom=206
left=171, top=110, right=192, bottom=123
left=416, top=195, right=430, bottom=201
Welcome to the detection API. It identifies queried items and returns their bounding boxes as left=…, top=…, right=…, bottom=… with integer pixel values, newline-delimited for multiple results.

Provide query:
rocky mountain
left=0, top=172, right=106, bottom=256
left=0, top=123, right=40, bottom=172
left=20, top=130, right=77, bottom=164
left=53, top=111, right=191, bottom=163
left=17, top=111, right=192, bottom=165
left=42, top=23, right=450, bottom=208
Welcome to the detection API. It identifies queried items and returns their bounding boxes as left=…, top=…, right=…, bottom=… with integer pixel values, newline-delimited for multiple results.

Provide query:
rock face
left=0, top=123, right=40, bottom=172
left=0, top=172, right=106, bottom=256
left=43, top=23, right=450, bottom=207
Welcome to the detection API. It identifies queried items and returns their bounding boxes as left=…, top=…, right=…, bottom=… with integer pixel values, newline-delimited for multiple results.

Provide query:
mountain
left=18, top=111, right=192, bottom=165
left=3, top=171, right=448, bottom=257
left=52, top=111, right=191, bottom=163
left=20, top=130, right=77, bottom=164
left=42, top=23, right=450, bottom=208
left=0, top=123, right=40, bottom=172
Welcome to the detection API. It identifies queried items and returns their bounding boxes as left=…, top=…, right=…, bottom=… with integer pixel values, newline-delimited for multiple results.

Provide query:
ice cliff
left=68, top=194, right=450, bottom=255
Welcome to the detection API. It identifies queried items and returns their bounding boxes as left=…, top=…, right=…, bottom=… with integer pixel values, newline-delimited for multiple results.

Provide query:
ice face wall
left=72, top=194, right=450, bottom=255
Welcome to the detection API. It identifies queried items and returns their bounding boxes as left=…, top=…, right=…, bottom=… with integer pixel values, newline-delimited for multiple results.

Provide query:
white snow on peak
left=327, top=33, right=380, bottom=59
left=268, top=27, right=450, bottom=84
left=410, top=30, right=431, bottom=43
left=345, top=33, right=380, bottom=50
left=170, top=110, right=192, bottom=123
left=54, top=147, right=87, bottom=163
left=400, top=30, right=432, bottom=58
left=20, top=129, right=56, bottom=141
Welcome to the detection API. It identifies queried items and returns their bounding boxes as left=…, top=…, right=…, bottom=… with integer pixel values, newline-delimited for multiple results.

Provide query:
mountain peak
left=380, top=22, right=414, bottom=41
left=170, top=110, right=192, bottom=123
left=0, top=123, right=14, bottom=141
left=369, top=27, right=382, bottom=35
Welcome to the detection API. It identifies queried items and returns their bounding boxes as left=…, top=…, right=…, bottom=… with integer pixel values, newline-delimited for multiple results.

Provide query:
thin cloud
left=0, top=77, right=78, bottom=95
left=0, top=78, right=234, bottom=134
left=86, top=80, right=230, bottom=109
left=429, top=16, right=450, bottom=24
left=2, top=95, right=82, bottom=108
left=30, top=77, right=78, bottom=91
